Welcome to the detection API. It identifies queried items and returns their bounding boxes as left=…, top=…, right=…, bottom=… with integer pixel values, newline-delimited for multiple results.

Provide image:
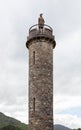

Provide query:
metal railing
left=29, top=24, right=53, bottom=33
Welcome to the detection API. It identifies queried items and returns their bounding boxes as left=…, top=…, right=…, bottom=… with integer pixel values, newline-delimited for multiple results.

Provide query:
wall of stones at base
left=29, top=120, right=53, bottom=130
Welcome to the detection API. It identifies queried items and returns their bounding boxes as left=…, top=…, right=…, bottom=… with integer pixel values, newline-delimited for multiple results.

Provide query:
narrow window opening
left=33, top=51, right=35, bottom=65
left=33, top=97, right=35, bottom=112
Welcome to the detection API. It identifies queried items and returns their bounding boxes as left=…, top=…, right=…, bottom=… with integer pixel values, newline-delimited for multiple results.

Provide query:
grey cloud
left=54, top=29, right=81, bottom=95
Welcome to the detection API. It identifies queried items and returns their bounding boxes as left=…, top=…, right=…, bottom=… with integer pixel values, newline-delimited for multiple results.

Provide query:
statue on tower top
left=38, top=14, right=45, bottom=30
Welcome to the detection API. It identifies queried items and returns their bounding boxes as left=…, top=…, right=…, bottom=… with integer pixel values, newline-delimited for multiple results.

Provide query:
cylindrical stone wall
left=28, top=39, right=54, bottom=130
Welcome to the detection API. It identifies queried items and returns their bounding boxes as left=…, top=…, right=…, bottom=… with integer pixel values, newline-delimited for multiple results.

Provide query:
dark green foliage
left=0, top=125, right=22, bottom=130
left=72, top=128, right=81, bottom=130
left=0, top=112, right=28, bottom=130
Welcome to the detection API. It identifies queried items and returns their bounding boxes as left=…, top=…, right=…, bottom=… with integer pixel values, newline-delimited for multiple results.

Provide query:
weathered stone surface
left=26, top=26, right=56, bottom=130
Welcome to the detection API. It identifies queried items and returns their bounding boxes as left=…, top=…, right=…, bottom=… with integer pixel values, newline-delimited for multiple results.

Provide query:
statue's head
left=40, top=13, right=43, bottom=17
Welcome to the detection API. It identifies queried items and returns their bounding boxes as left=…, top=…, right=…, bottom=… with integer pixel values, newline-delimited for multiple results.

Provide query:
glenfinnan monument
left=26, top=14, right=56, bottom=130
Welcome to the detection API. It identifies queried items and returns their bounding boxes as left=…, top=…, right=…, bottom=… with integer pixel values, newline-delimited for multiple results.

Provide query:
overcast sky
left=0, top=0, right=81, bottom=129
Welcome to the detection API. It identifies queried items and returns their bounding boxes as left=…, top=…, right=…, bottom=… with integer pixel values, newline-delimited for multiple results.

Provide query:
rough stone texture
left=26, top=27, right=56, bottom=130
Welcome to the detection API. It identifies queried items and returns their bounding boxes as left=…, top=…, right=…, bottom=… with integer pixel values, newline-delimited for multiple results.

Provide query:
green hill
left=54, top=124, right=72, bottom=130
left=0, top=112, right=28, bottom=130
left=0, top=125, right=22, bottom=130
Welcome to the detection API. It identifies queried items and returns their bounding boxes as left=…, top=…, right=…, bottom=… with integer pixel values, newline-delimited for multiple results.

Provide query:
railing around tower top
left=29, top=24, right=53, bottom=32
left=27, top=24, right=54, bottom=41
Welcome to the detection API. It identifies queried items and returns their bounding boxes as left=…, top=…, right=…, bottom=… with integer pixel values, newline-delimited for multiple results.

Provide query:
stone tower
left=26, top=15, right=56, bottom=130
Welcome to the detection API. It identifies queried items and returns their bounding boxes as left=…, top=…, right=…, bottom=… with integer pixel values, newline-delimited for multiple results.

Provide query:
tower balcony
left=26, top=24, right=56, bottom=48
